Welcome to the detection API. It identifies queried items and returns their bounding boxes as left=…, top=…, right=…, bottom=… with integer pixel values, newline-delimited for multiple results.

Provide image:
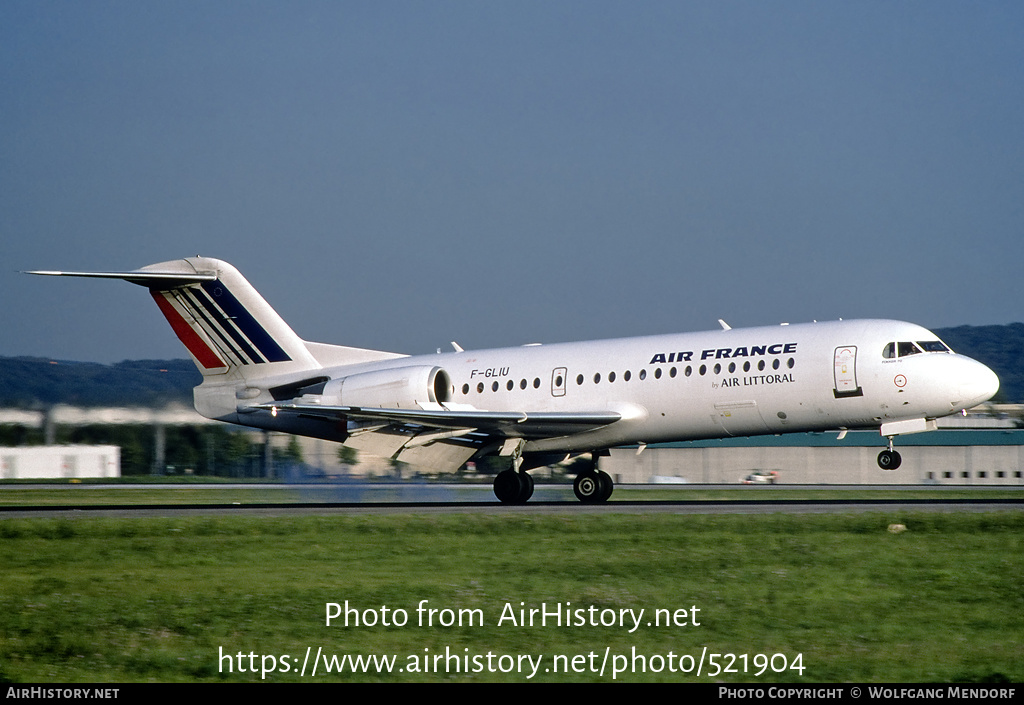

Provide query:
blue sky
left=3, top=1, right=1022, bottom=363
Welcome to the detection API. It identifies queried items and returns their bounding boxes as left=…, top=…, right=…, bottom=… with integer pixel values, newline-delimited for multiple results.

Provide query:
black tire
left=517, top=472, right=535, bottom=503
left=573, top=472, right=601, bottom=503
left=596, top=470, right=614, bottom=502
left=574, top=471, right=612, bottom=503
left=877, top=450, right=902, bottom=470
left=494, top=469, right=524, bottom=503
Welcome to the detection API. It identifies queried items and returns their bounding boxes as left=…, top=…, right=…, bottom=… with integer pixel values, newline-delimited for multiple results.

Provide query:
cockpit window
left=884, top=340, right=952, bottom=359
left=897, top=341, right=922, bottom=357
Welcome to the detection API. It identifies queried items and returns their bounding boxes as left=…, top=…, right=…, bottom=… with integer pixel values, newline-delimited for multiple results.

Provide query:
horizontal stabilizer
left=25, top=269, right=217, bottom=287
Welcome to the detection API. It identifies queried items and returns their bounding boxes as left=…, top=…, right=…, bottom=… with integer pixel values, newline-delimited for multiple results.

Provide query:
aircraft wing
left=255, top=403, right=622, bottom=439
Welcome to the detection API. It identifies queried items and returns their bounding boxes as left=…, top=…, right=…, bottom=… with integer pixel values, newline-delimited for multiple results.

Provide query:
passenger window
left=639, top=369, right=647, bottom=380
left=624, top=370, right=631, bottom=381
left=669, top=367, right=677, bottom=378
left=577, top=374, right=584, bottom=385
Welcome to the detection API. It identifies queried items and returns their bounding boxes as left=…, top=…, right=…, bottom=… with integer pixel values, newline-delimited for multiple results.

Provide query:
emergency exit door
left=551, top=367, right=567, bottom=397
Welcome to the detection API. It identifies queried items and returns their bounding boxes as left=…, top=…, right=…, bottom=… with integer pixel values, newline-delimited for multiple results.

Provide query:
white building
left=600, top=430, right=1024, bottom=486
left=0, top=446, right=120, bottom=479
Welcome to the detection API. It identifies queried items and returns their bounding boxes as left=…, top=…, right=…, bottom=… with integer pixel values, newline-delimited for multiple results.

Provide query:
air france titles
left=650, top=343, right=797, bottom=388
left=649, top=343, right=797, bottom=365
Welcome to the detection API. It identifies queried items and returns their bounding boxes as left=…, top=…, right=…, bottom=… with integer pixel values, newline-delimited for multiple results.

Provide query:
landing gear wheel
left=574, top=472, right=600, bottom=503
left=493, top=469, right=534, bottom=504
left=574, top=471, right=613, bottom=503
left=877, top=449, right=902, bottom=470
left=517, top=471, right=534, bottom=503
left=494, top=469, right=524, bottom=504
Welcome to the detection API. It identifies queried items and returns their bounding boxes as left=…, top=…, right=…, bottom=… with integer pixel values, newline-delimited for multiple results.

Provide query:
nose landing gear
left=877, top=437, right=902, bottom=470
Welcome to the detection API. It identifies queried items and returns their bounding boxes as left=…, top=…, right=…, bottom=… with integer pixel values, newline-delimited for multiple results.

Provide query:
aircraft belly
left=235, top=407, right=349, bottom=442
left=524, top=416, right=647, bottom=453
left=712, top=400, right=769, bottom=436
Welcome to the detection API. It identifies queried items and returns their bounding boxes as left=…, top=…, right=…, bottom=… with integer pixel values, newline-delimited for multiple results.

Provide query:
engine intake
left=321, top=366, right=452, bottom=409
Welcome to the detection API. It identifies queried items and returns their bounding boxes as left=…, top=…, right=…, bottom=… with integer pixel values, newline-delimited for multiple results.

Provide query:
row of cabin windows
left=460, top=358, right=796, bottom=395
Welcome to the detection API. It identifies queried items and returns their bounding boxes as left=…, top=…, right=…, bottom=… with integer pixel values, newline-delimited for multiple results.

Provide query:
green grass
left=0, top=512, right=1021, bottom=682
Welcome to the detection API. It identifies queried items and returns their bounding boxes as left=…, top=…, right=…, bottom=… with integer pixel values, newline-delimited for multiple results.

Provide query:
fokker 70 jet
left=30, top=257, right=999, bottom=503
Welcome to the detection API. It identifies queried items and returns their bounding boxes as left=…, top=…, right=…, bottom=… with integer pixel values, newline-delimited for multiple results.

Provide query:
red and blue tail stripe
left=151, top=290, right=226, bottom=371
left=198, top=280, right=290, bottom=363
left=151, top=278, right=291, bottom=372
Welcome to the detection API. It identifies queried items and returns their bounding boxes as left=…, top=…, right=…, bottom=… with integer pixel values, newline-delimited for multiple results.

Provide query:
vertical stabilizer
left=142, top=257, right=320, bottom=380
left=28, top=257, right=322, bottom=382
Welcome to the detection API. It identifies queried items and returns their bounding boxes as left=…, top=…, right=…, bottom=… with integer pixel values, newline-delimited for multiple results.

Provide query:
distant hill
left=935, top=323, right=1024, bottom=404
left=0, top=323, right=1021, bottom=406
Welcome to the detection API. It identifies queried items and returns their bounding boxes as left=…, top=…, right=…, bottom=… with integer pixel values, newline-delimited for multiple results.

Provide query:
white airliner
left=30, top=257, right=999, bottom=503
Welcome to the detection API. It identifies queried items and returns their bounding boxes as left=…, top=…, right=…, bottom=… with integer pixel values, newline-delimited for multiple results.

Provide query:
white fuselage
left=297, top=318, right=997, bottom=453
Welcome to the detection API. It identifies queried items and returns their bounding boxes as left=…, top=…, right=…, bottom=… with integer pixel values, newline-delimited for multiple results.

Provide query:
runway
left=1, top=483, right=1021, bottom=518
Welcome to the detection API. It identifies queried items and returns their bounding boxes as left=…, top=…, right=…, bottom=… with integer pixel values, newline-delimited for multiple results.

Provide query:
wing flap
left=256, top=403, right=621, bottom=439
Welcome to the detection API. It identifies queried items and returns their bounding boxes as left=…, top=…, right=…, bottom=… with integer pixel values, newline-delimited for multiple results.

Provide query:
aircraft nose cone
left=958, top=358, right=1000, bottom=407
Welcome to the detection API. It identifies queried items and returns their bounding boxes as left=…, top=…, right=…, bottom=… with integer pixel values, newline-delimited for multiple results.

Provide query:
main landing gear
left=493, top=468, right=534, bottom=504
left=877, top=437, right=902, bottom=470
left=573, top=468, right=614, bottom=503
left=493, top=439, right=535, bottom=504
left=492, top=448, right=614, bottom=504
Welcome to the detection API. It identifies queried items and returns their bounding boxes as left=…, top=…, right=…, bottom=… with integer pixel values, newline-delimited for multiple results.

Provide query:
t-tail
left=27, top=257, right=402, bottom=418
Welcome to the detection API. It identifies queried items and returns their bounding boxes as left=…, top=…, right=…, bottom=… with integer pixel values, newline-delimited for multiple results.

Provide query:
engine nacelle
left=321, top=366, right=452, bottom=409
